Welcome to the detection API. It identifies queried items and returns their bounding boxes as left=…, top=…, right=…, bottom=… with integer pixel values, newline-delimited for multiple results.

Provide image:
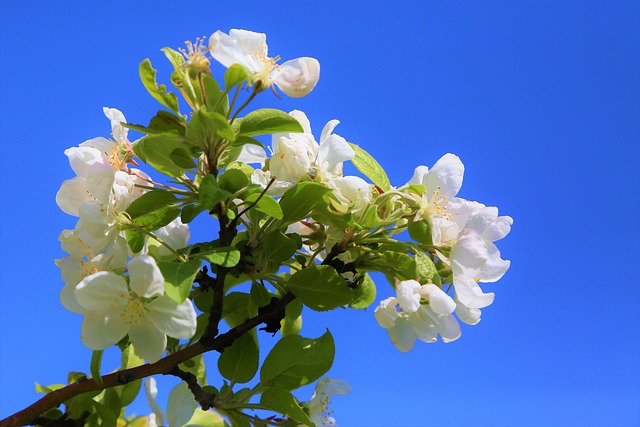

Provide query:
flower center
left=180, top=37, right=211, bottom=73
left=253, top=42, right=281, bottom=85
left=120, top=295, right=145, bottom=326
left=424, top=186, right=454, bottom=220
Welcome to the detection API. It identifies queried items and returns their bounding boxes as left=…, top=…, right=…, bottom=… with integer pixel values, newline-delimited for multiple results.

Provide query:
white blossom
left=209, top=29, right=320, bottom=97
left=307, top=377, right=351, bottom=427
left=75, top=255, right=197, bottom=362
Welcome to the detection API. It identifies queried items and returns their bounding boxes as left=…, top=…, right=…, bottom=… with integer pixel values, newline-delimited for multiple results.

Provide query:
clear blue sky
left=1, top=1, right=638, bottom=426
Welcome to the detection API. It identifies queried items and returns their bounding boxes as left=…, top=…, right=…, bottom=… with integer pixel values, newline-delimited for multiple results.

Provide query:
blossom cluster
left=55, top=108, right=196, bottom=362
left=374, top=153, right=513, bottom=351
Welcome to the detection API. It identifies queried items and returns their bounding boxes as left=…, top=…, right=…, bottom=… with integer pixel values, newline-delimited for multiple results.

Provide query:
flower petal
left=374, top=297, right=399, bottom=329
left=56, top=178, right=91, bottom=217
left=425, top=153, right=464, bottom=199
left=395, top=280, right=422, bottom=313
left=273, top=57, right=321, bottom=98
left=75, top=271, right=128, bottom=312
left=147, top=296, right=197, bottom=339
left=316, top=134, right=355, bottom=178
left=478, top=242, right=511, bottom=282
left=145, top=378, right=167, bottom=425
left=103, top=107, right=128, bottom=144
left=454, top=278, right=494, bottom=308
left=128, top=255, right=165, bottom=298
left=237, top=144, right=267, bottom=165
left=450, top=229, right=488, bottom=279
left=129, top=316, right=167, bottom=362
left=387, top=316, right=417, bottom=352
left=420, top=284, right=456, bottom=315
left=81, top=310, right=128, bottom=350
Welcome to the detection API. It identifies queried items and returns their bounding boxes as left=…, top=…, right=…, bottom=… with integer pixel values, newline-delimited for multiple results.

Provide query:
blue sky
left=1, top=1, right=638, bottom=426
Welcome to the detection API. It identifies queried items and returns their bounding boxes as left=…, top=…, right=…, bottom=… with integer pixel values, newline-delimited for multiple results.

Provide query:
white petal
left=454, top=296, right=482, bottom=325
left=56, top=178, right=91, bottom=217
left=128, top=255, right=164, bottom=298
left=269, top=137, right=312, bottom=181
left=320, top=119, right=340, bottom=143
left=147, top=296, right=197, bottom=339
left=209, top=29, right=262, bottom=71
left=290, top=110, right=313, bottom=135
left=395, top=280, right=422, bottom=313
left=408, top=310, right=438, bottom=343
left=167, top=383, right=198, bottom=427
left=374, top=297, right=399, bottom=329
left=129, top=316, right=167, bottom=362
left=273, top=57, right=320, bottom=98
left=64, top=146, right=107, bottom=178
left=314, top=377, right=352, bottom=399
left=484, top=214, right=513, bottom=242
left=387, top=316, right=417, bottom=352
left=85, top=163, right=116, bottom=203
left=425, top=153, right=464, bottom=199
left=450, top=229, right=488, bottom=279
left=419, top=306, right=461, bottom=343
left=316, top=134, right=355, bottom=178
left=237, top=144, right=267, bottom=165
left=77, top=200, right=111, bottom=239
left=408, top=165, right=429, bottom=186
left=420, top=284, right=456, bottom=315
left=478, top=242, right=511, bottom=282
left=453, top=278, right=494, bottom=309
left=145, top=378, right=167, bottom=425
left=327, top=176, right=371, bottom=212
left=103, top=107, right=128, bottom=144
left=81, top=310, right=128, bottom=350
left=75, top=271, right=128, bottom=312
left=80, top=136, right=113, bottom=154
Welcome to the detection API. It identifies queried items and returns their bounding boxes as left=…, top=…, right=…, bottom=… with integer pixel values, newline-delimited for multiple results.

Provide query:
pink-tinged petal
left=75, top=271, right=128, bottom=312
left=56, top=178, right=91, bottom=217
left=407, top=165, right=429, bottom=186
left=387, top=316, right=417, bottom=352
left=147, top=296, right=197, bottom=339
left=129, top=316, right=167, bottom=362
left=454, top=296, right=482, bottom=325
left=81, top=310, right=128, bottom=350
left=395, top=280, right=422, bottom=313
left=450, top=229, right=488, bottom=279
left=128, top=255, right=164, bottom=298
left=420, top=284, right=456, bottom=315
left=103, top=107, right=128, bottom=144
left=374, top=297, right=399, bottom=329
left=454, top=278, right=494, bottom=308
left=273, top=57, right=320, bottom=98
left=478, top=242, right=511, bottom=282
left=425, top=153, right=464, bottom=199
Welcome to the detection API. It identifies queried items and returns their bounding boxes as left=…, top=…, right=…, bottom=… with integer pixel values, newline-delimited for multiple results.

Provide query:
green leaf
left=288, top=265, right=353, bottom=312
left=158, top=259, right=202, bottom=304
left=126, top=191, right=178, bottom=219
left=408, top=219, right=432, bottom=245
left=136, top=135, right=190, bottom=177
left=181, top=204, right=205, bottom=224
left=180, top=354, right=207, bottom=385
left=415, top=251, right=441, bottom=287
left=170, top=148, right=196, bottom=169
left=199, top=174, right=233, bottom=210
left=201, top=246, right=241, bottom=268
left=90, top=350, right=104, bottom=386
left=250, top=281, right=272, bottom=307
left=218, top=168, right=249, bottom=194
left=125, top=228, right=146, bottom=253
left=349, top=144, right=391, bottom=191
left=238, top=108, right=304, bottom=137
left=243, top=192, right=283, bottom=219
left=280, top=298, right=303, bottom=336
left=279, top=182, right=331, bottom=224
left=131, top=205, right=181, bottom=231
left=229, top=134, right=264, bottom=148
left=224, top=64, right=253, bottom=90
left=35, top=383, right=65, bottom=394
left=124, top=110, right=186, bottom=138
left=139, top=58, right=180, bottom=113
left=201, top=74, right=228, bottom=116
left=349, top=273, right=377, bottom=309
left=161, top=47, right=186, bottom=69
left=260, top=331, right=335, bottom=390
left=222, top=292, right=257, bottom=328
left=262, top=232, right=300, bottom=263
left=218, top=333, right=259, bottom=384
left=260, top=387, right=313, bottom=426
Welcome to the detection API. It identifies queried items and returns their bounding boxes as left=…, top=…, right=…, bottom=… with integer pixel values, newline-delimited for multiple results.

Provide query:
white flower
left=374, top=280, right=460, bottom=351
left=75, top=255, right=197, bottom=362
left=150, top=218, right=191, bottom=259
left=209, top=29, right=320, bottom=97
left=326, top=176, right=371, bottom=213
left=307, top=377, right=351, bottom=427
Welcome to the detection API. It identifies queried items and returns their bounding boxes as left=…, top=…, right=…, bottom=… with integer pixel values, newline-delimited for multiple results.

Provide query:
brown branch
left=165, top=366, right=214, bottom=410
left=0, top=293, right=295, bottom=427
